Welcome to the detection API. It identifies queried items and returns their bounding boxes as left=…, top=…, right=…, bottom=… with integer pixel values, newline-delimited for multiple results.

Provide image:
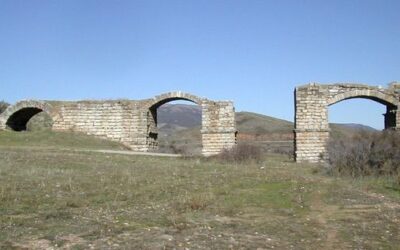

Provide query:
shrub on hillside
left=328, top=130, right=400, bottom=178
left=0, top=101, right=9, bottom=114
left=218, top=143, right=263, bottom=163
left=271, top=146, right=294, bottom=159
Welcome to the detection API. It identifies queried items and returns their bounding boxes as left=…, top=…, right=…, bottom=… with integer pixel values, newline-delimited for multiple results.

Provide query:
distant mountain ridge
left=158, top=104, right=201, bottom=128
left=331, top=123, right=376, bottom=131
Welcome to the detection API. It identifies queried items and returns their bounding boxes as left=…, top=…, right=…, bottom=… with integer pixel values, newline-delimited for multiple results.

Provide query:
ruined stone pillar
left=384, top=105, right=397, bottom=129
left=388, top=82, right=400, bottom=130
left=396, top=109, right=400, bottom=130
left=201, top=101, right=237, bottom=156
left=295, top=84, right=329, bottom=163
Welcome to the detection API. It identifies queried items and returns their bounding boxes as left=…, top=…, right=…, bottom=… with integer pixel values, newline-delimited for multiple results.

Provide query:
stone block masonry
left=0, top=92, right=237, bottom=156
left=51, top=100, right=147, bottom=150
left=295, top=83, right=400, bottom=163
left=201, top=101, right=237, bottom=156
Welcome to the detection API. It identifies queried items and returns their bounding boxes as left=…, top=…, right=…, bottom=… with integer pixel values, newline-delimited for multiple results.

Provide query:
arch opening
left=326, top=97, right=398, bottom=167
left=329, top=97, right=395, bottom=131
left=6, top=107, right=46, bottom=131
left=294, top=84, right=400, bottom=163
left=148, top=99, right=202, bottom=155
left=327, top=97, right=400, bottom=175
left=327, top=97, right=397, bottom=163
left=329, top=95, right=398, bottom=130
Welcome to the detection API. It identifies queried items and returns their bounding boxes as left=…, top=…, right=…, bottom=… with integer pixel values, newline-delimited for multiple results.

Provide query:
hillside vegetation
left=236, top=111, right=293, bottom=134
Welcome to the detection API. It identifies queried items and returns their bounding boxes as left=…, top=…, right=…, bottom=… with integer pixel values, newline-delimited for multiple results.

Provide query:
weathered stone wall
left=295, top=83, right=400, bottom=163
left=201, top=101, right=237, bottom=156
left=50, top=100, right=149, bottom=150
left=390, top=83, right=400, bottom=129
left=294, top=84, right=329, bottom=163
left=0, top=92, right=237, bottom=156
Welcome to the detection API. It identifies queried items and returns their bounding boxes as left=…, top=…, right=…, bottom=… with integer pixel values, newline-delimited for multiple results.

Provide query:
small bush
left=271, top=146, right=294, bottom=159
left=328, top=130, right=400, bottom=177
left=217, top=143, right=263, bottom=163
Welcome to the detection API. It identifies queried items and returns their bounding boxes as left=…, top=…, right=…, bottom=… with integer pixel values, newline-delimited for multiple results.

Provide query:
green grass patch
left=219, top=181, right=304, bottom=212
left=0, top=130, right=127, bottom=150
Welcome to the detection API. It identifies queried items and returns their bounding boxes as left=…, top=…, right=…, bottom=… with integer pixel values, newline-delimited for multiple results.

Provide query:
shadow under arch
left=1, top=100, right=54, bottom=131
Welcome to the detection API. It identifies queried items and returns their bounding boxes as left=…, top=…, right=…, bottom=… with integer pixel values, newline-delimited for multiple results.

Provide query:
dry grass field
left=0, top=131, right=399, bottom=249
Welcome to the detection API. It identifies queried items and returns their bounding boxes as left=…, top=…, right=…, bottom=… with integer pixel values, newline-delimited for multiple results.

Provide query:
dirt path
left=0, top=145, right=182, bottom=157
left=308, top=177, right=400, bottom=250
left=88, top=149, right=181, bottom=157
left=309, top=190, right=342, bottom=249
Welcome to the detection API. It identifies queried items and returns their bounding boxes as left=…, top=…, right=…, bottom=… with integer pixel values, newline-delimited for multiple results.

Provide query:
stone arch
left=144, top=92, right=206, bottom=154
left=294, top=83, right=400, bottom=163
left=327, top=89, right=398, bottom=107
left=0, top=100, right=54, bottom=131
left=147, top=91, right=205, bottom=109
left=327, top=89, right=399, bottom=130
left=142, top=91, right=236, bottom=156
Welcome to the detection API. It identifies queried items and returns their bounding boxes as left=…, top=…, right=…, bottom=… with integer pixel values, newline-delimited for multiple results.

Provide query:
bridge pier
left=201, top=101, right=237, bottom=156
left=384, top=106, right=397, bottom=129
left=294, top=84, right=330, bottom=163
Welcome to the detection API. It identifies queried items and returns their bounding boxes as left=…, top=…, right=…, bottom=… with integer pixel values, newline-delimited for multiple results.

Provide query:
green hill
left=236, top=111, right=293, bottom=134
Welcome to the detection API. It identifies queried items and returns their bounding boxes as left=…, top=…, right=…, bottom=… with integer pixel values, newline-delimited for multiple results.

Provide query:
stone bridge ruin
left=0, top=92, right=237, bottom=156
left=295, top=83, right=400, bottom=163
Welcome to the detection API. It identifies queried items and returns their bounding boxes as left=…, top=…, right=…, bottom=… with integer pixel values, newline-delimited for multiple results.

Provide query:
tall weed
left=328, top=130, right=400, bottom=181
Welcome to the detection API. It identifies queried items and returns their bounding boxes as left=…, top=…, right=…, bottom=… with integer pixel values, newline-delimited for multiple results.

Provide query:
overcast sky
left=1, top=0, right=399, bottom=129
